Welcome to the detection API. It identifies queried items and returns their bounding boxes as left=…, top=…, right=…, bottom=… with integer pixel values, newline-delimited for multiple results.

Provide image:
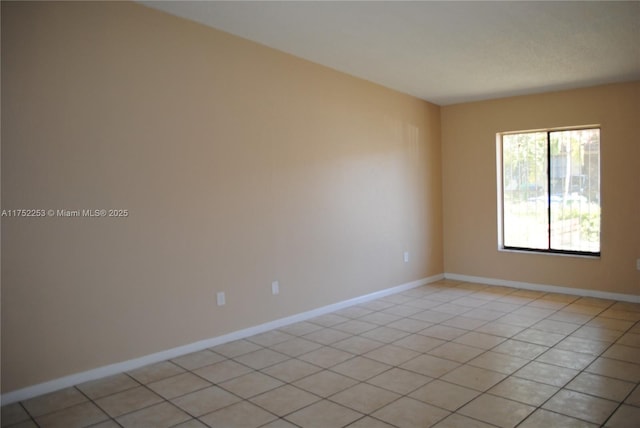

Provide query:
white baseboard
left=1, top=273, right=444, bottom=405
left=445, top=273, right=640, bottom=303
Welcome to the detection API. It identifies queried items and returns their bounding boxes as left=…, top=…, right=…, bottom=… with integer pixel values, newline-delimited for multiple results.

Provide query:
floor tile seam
left=422, top=344, right=496, bottom=365
left=475, top=303, right=525, bottom=315
left=245, top=387, right=326, bottom=421
left=433, top=308, right=489, bottom=318
left=583, top=321, right=638, bottom=334
left=89, top=382, right=171, bottom=419
left=623, top=383, right=640, bottom=405
left=145, top=373, right=215, bottom=399
left=278, top=397, right=366, bottom=427
left=583, top=360, right=640, bottom=382
left=184, top=362, right=296, bottom=408
left=587, top=319, right=640, bottom=368
left=448, top=330, right=510, bottom=348
left=390, top=326, right=494, bottom=364
left=421, top=321, right=510, bottom=353
left=75, top=372, right=144, bottom=402
left=195, top=355, right=263, bottom=381
left=6, top=399, right=41, bottom=424
left=563, top=380, right=638, bottom=403
left=170, top=349, right=228, bottom=366
left=453, top=296, right=510, bottom=307
left=332, top=325, right=379, bottom=336
left=615, top=319, right=640, bottom=337
left=260, top=419, right=303, bottom=428
left=467, top=339, right=549, bottom=365
left=439, top=348, right=520, bottom=378
left=245, top=339, right=295, bottom=349
left=261, top=353, right=355, bottom=383
left=305, top=319, right=344, bottom=328
left=234, top=355, right=344, bottom=403
left=614, top=338, right=640, bottom=349
left=380, top=359, right=460, bottom=386
left=398, top=377, right=482, bottom=413
left=342, top=414, right=400, bottom=428
left=329, top=388, right=453, bottom=427
left=532, top=353, right=597, bottom=372
left=493, top=313, right=554, bottom=329
left=326, top=344, right=385, bottom=357
left=408, top=336, right=510, bottom=384
left=510, top=367, right=584, bottom=390
left=300, top=327, right=355, bottom=344
left=251, top=348, right=407, bottom=401
left=93, top=390, right=193, bottom=423
left=546, top=314, right=596, bottom=326
left=336, top=305, right=392, bottom=320
left=31, top=398, right=112, bottom=426
left=591, top=313, right=640, bottom=324
left=323, top=356, right=397, bottom=382
left=602, top=385, right=640, bottom=426
left=483, top=387, right=556, bottom=408
left=1, top=419, right=35, bottom=428
left=110, top=398, right=188, bottom=428
left=22, top=383, right=102, bottom=421
left=458, top=391, right=539, bottom=424
left=259, top=347, right=323, bottom=360
left=94, top=419, right=125, bottom=427
left=295, top=348, right=359, bottom=368
left=233, top=350, right=293, bottom=370
left=323, top=387, right=403, bottom=416
left=1, top=401, right=33, bottom=428
left=19, top=401, right=124, bottom=428
left=207, top=344, right=266, bottom=360
left=566, top=305, right=614, bottom=317
left=505, top=335, right=565, bottom=348
left=452, top=413, right=504, bottom=428
left=518, top=363, right=617, bottom=426
left=558, top=335, right=615, bottom=349
left=529, top=402, right=612, bottom=427
left=361, top=369, right=434, bottom=397
left=528, top=319, right=581, bottom=333
left=386, top=322, right=440, bottom=335
left=512, top=407, right=589, bottom=428
left=491, top=336, right=552, bottom=348
left=189, top=390, right=287, bottom=426
left=433, top=374, right=500, bottom=395
left=594, top=353, right=640, bottom=366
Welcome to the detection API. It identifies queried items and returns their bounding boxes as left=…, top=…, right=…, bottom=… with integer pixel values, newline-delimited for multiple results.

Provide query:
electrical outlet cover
left=216, top=292, right=226, bottom=306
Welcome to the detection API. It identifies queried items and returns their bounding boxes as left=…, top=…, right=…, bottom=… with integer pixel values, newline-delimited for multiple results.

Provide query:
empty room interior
left=2, top=1, right=640, bottom=427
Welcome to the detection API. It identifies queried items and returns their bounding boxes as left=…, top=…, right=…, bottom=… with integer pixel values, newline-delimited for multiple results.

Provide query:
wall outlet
left=637, top=259, right=640, bottom=271
left=272, top=281, right=280, bottom=295
left=403, top=251, right=409, bottom=263
left=216, top=292, right=226, bottom=306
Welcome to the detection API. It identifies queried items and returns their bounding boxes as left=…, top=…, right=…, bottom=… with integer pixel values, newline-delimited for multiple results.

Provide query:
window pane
left=549, top=129, right=600, bottom=252
left=502, top=132, right=548, bottom=249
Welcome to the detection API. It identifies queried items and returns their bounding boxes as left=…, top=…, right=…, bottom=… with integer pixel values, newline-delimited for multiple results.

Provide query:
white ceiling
left=141, top=1, right=640, bottom=105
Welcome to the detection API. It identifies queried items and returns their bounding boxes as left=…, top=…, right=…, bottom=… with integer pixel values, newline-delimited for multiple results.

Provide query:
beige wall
left=1, top=1, right=443, bottom=392
left=442, top=82, right=640, bottom=295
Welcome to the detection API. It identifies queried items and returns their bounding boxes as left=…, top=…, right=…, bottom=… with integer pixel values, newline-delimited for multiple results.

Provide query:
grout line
left=5, top=280, right=640, bottom=428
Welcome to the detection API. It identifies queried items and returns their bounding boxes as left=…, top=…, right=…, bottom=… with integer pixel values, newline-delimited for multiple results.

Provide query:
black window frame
left=498, top=126, right=601, bottom=257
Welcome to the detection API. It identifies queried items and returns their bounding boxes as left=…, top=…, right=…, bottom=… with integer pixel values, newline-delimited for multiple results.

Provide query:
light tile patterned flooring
left=3, top=279, right=640, bottom=428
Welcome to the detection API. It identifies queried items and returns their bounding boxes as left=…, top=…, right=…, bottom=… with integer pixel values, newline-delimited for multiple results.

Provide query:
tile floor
left=3, top=279, right=640, bottom=428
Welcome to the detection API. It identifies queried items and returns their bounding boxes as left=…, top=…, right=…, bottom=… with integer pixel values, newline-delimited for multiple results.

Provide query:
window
left=498, top=127, right=600, bottom=256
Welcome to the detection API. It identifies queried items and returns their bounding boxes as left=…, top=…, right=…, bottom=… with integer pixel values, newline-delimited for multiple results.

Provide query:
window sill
left=498, top=247, right=601, bottom=259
